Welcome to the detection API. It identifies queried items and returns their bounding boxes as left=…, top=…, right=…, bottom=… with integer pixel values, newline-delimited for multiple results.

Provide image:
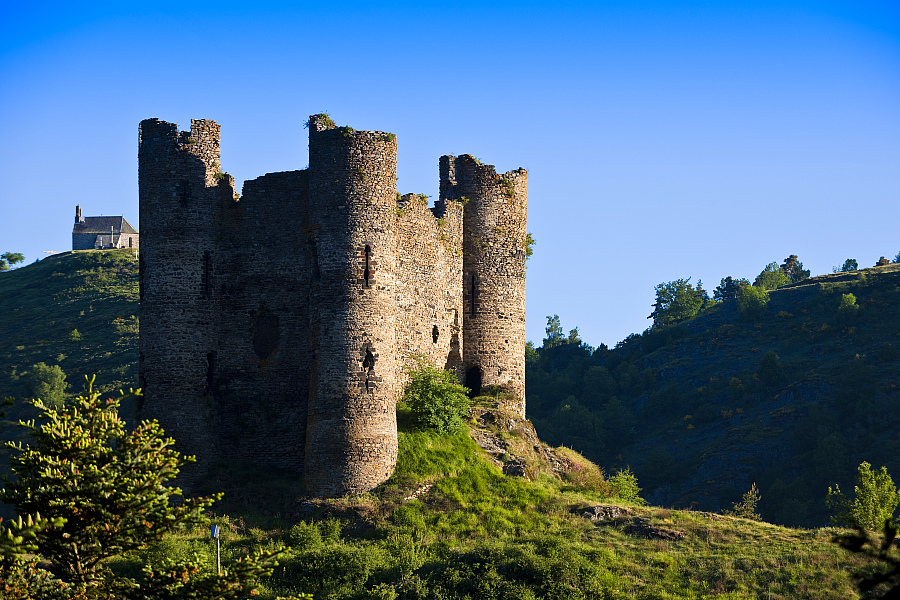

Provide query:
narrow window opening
left=432, top=325, right=439, bottom=344
left=128, top=237, right=133, bottom=248
left=206, top=351, right=217, bottom=397
left=363, top=348, right=375, bottom=371
left=364, top=245, right=372, bottom=287
left=178, top=180, right=192, bottom=206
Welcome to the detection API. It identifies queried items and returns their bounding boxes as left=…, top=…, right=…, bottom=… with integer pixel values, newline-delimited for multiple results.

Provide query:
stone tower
left=139, top=115, right=526, bottom=496
left=138, top=119, right=234, bottom=480
left=302, top=116, right=400, bottom=496
left=441, top=154, right=528, bottom=416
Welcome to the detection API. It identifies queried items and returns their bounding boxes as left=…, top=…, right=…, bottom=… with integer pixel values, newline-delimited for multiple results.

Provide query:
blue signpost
left=211, top=524, right=221, bottom=575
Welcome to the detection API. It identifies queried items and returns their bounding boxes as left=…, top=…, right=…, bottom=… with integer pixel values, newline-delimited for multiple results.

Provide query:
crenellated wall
left=139, top=115, right=527, bottom=497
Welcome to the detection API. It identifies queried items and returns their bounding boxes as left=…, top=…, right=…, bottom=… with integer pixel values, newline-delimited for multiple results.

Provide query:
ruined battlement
left=139, top=115, right=527, bottom=497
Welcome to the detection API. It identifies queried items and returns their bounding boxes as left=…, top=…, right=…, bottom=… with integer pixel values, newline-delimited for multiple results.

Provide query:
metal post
left=211, top=525, right=221, bottom=575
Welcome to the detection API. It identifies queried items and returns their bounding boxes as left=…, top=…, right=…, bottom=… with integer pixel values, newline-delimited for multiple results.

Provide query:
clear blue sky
left=1, top=1, right=898, bottom=348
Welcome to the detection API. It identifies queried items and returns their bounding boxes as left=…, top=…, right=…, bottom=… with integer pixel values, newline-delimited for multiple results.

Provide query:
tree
left=724, top=483, right=762, bottom=520
left=737, top=284, right=769, bottom=320
left=827, top=462, right=900, bottom=531
left=27, top=362, right=67, bottom=408
left=754, top=262, right=789, bottom=290
left=543, top=315, right=565, bottom=348
left=894, top=251, right=900, bottom=264
left=402, top=356, right=471, bottom=433
left=2, top=378, right=216, bottom=582
left=649, top=278, right=707, bottom=328
left=1, top=252, right=24, bottom=268
left=713, top=276, right=750, bottom=301
left=608, top=467, right=645, bottom=505
left=836, top=258, right=858, bottom=273
left=1, top=376, right=308, bottom=598
left=780, top=255, right=810, bottom=283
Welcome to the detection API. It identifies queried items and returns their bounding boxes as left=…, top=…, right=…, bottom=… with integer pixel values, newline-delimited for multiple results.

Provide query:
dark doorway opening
left=465, top=366, right=482, bottom=398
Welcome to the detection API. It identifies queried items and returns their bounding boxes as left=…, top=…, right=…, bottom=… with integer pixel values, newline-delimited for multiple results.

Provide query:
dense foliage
left=526, top=264, right=900, bottom=527
left=401, top=356, right=471, bottom=433
left=827, top=462, right=900, bottom=531
left=1, top=379, right=305, bottom=598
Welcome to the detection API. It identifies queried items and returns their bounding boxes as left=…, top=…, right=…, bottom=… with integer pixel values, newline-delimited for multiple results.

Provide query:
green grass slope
left=527, top=265, right=900, bottom=528
left=109, top=406, right=879, bottom=599
left=0, top=249, right=139, bottom=462
left=0, top=250, right=892, bottom=598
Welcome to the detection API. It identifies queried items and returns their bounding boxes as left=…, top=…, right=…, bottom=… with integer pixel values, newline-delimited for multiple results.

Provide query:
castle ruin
left=138, top=115, right=527, bottom=497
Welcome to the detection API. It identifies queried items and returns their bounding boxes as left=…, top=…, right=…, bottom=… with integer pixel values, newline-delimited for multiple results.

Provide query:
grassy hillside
left=106, top=402, right=879, bottom=599
left=527, top=264, right=900, bottom=528
left=0, top=250, right=894, bottom=597
left=0, top=248, right=139, bottom=397
left=0, top=249, right=139, bottom=468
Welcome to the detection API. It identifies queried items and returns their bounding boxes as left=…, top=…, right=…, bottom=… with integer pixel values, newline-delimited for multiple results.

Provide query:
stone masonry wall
left=394, top=193, right=465, bottom=378
left=214, top=170, right=311, bottom=473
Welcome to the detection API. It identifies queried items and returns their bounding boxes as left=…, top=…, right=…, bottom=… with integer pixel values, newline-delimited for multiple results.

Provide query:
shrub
left=68, top=328, right=83, bottom=342
left=827, top=462, right=900, bottom=531
left=608, top=467, right=646, bottom=505
left=757, top=351, right=783, bottom=387
left=402, top=356, right=471, bottom=433
left=724, top=483, right=762, bottom=520
left=27, top=362, right=67, bottom=408
left=737, top=284, right=769, bottom=320
left=754, top=262, right=789, bottom=290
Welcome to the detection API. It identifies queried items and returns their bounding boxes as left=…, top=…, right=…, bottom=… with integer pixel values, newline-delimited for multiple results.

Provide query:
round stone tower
left=440, top=154, right=528, bottom=416
left=138, top=118, right=233, bottom=484
left=303, top=116, right=400, bottom=497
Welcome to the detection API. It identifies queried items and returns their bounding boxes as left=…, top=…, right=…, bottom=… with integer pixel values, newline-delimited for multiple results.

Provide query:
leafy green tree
left=724, top=483, right=762, bottom=520
left=837, top=258, right=859, bottom=272
left=827, top=462, right=900, bottom=531
left=649, top=278, right=707, bottom=328
left=780, top=255, right=810, bottom=283
left=754, top=262, right=790, bottom=290
left=0, top=258, right=7, bottom=272
left=1, top=252, right=24, bottom=268
left=737, top=284, right=769, bottom=320
left=713, top=276, right=750, bottom=301
left=27, top=362, right=67, bottom=408
left=1, top=377, right=307, bottom=598
left=402, top=356, right=471, bottom=433
left=608, top=467, right=646, bottom=505
left=893, top=251, right=900, bottom=264
left=837, top=292, right=860, bottom=327
left=543, top=315, right=565, bottom=348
